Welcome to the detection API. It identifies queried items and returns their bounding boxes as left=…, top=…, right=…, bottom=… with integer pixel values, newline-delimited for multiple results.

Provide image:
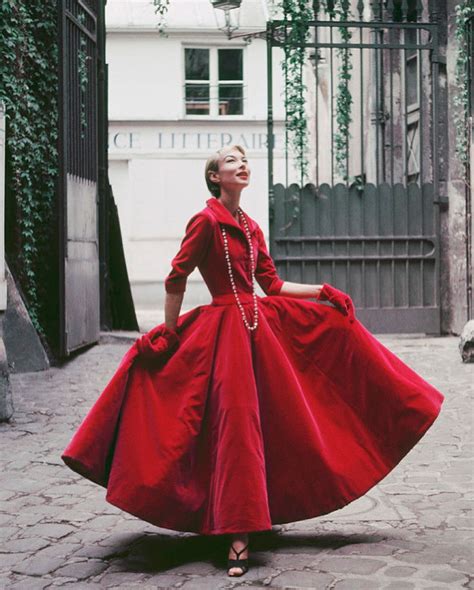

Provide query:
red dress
left=61, top=196, right=445, bottom=536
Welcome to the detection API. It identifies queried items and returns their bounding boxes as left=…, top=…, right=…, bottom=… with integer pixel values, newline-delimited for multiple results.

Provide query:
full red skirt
left=61, top=294, right=445, bottom=535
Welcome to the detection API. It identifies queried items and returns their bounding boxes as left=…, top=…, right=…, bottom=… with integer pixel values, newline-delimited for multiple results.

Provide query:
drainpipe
left=467, top=113, right=473, bottom=320
left=0, top=101, right=13, bottom=420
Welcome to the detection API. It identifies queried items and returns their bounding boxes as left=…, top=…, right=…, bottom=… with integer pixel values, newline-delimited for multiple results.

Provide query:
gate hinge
left=434, top=195, right=449, bottom=209
left=431, top=52, right=446, bottom=65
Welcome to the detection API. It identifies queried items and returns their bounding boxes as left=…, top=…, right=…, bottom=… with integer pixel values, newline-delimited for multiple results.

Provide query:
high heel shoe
left=227, top=541, right=249, bottom=576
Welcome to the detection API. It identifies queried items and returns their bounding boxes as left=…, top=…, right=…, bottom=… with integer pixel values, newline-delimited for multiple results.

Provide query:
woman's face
left=211, top=147, right=251, bottom=192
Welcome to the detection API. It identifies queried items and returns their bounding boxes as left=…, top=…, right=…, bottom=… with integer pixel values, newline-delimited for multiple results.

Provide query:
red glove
left=135, top=325, right=180, bottom=367
left=317, top=283, right=355, bottom=323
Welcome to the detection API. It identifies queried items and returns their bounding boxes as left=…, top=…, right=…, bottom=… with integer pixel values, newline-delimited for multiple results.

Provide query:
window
left=405, top=28, right=419, bottom=109
left=404, top=27, right=420, bottom=183
left=218, top=49, right=243, bottom=115
left=185, top=48, right=210, bottom=115
left=184, top=47, right=244, bottom=116
left=389, top=0, right=420, bottom=22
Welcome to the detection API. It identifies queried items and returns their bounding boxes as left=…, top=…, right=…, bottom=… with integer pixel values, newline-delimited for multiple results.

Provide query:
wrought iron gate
left=58, top=0, right=100, bottom=355
left=267, top=1, right=442, bottom=333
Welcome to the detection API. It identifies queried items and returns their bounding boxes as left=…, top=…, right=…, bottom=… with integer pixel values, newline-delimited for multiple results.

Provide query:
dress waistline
left=211, top=293, right=257, bottom=306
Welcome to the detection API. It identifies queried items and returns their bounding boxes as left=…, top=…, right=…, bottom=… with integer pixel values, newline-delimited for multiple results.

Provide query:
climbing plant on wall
left=329, top=0, right=353, bottom=180
left=152, top=0, right=171, bottom=33
left=453, top=1, right=473, bottom=170
left=77, top=11, right=90, bottom=139
left=0, top=1, right=59, bottom=345
left=281, top=0, right=313, bottom=184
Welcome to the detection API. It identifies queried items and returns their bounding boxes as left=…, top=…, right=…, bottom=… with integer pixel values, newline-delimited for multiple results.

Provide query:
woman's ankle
left=230, top=532, right=248, bottom=543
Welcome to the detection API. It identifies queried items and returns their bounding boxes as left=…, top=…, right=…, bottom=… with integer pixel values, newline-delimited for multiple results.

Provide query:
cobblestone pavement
left=0, top=333, right=472, bottom=589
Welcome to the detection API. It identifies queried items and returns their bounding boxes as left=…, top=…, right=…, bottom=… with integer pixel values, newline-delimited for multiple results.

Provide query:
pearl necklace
left=220, top=208, right=259, bottom=331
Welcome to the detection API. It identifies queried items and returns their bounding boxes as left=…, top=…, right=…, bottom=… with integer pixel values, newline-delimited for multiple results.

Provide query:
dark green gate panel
left=270, top=183, right=440, bottom=333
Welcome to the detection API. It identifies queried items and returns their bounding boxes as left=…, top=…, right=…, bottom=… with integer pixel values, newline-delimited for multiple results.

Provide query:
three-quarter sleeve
left=164, top=213, right=213, bottom=294
left=254, top=226, right=284, bottom=296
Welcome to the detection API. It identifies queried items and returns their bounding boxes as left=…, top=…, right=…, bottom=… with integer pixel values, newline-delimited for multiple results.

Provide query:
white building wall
left=106, top=0, right=294, bottom=308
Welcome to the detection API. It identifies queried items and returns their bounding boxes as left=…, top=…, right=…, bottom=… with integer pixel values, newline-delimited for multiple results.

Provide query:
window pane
left=392, top=0, right=419, bottom=22
left=218, top=49, right=243, bottom=81
left=185, top=84, right=210, bottom=115
left=406, top=58, right=418, bottom=106
left=185, top=48, right=209, bottom=81
left=405, top=28, right=417, bottom=58
left=219, top=84, right=243, bottom=115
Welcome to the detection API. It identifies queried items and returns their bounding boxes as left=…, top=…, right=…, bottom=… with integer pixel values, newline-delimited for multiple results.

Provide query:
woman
left=62, top=144, right=445, bottom=578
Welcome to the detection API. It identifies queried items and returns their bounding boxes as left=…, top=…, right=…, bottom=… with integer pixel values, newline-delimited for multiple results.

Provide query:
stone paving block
left=334, top=579, right=380, bottom=590
left=315, top=556, right=386, bottom=575
left=138, top=573, right=187, bottom=587
left=47, top=580, right=104, bottom=588
left=11, top=496, right=48, bottom=510
left=12, top=554, right=64, bottom=576
left=5, top=575, right=51, bottom=589
left=12, top=513, right=45, bottom=527
left=0, top=490, right=16, bottom=501
left=5, top=538, right=51, bottom=553
left=425, top=568, right=469, bottom=583
left=179, top=576, right=233, bottom=589
left=229, top=564, right=278, bottom=582
left=394, top=542, right=472, bottom=565
left=165, top=561, right=221, bottom=576
left=53, top=558, right=109, bottom=579
left=385, top=539, right=427, bottom=551
left=0, top=478, right=47, bottom=494
left=98, top=571, right=157, bottom=586
left=96, top=532, right=144, bottom=547
left=384, top=582, right=416, bottom=590
left=32, top=542, right=83, bottom=560
left=0, top=526, right=19, bottom=541
left=73, top=544, right=121, bottom=559
left=0, top=514, right=13, bottom=526
left=384, top=565, right=417, bottom=577
left=18, top=505, right=66, bottom=518
left=84, top=515, right=121, bottom=531
left=0, top=552, right=28, bottom=570
left=267, top=552, right=319, bottom=569
left=450, top=558, right=474, bottom=576
left=332, top=541, right=397, bottom=556
left=445, top=515, right=474, bottom=528
left=16, top=523, right=76, bottom=540
left=271, top=570, right=335, bottom=588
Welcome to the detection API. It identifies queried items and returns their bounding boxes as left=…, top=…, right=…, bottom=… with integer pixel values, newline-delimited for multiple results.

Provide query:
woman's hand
left=135, top=325, right=180, bottom=366
left=317, top=283, right=355, bottom=323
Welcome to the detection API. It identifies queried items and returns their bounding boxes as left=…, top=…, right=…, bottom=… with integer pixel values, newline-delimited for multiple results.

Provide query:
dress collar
left=206, top=197, right=258, bottom=235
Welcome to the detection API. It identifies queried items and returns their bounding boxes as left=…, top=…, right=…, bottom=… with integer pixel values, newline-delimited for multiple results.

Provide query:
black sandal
left=227, top=541, right=249, bottom=576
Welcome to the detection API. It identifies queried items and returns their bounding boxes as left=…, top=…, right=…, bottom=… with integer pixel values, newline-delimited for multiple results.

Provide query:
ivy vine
left=281, top=0, right=312, bottom=185
left=0, top=1, right=59, bottom=343
left=329, top=0, right=353, bottom=180
left=278, top=0, right=353, bottom=183
left=151, top=0, right=171, bottom=34
left=77, top=11, right=90, bottom=139
left=453, top=1, right=473, bottom=170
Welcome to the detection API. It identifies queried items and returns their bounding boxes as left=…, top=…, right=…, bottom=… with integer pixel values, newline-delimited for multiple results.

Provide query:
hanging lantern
left=211, top=0, right=242, bottom=9
left=210, top=0, right=242, bottom=39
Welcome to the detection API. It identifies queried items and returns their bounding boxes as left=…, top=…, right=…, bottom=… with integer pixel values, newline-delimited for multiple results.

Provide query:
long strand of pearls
left=220, top=208, right=259, bottom=331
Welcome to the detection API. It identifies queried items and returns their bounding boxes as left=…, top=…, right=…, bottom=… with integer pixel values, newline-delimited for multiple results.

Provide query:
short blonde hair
left=205, top=144, right=246, bottom=197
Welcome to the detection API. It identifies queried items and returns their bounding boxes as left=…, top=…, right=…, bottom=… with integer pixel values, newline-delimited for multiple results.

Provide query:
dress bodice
left=164, top=197, right=284, bottom=299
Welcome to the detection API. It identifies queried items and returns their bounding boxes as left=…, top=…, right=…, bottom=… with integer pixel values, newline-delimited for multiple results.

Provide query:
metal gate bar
left=267, top=3, right=441, bottom=333
left=58, top=0, right=100, bottom=355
